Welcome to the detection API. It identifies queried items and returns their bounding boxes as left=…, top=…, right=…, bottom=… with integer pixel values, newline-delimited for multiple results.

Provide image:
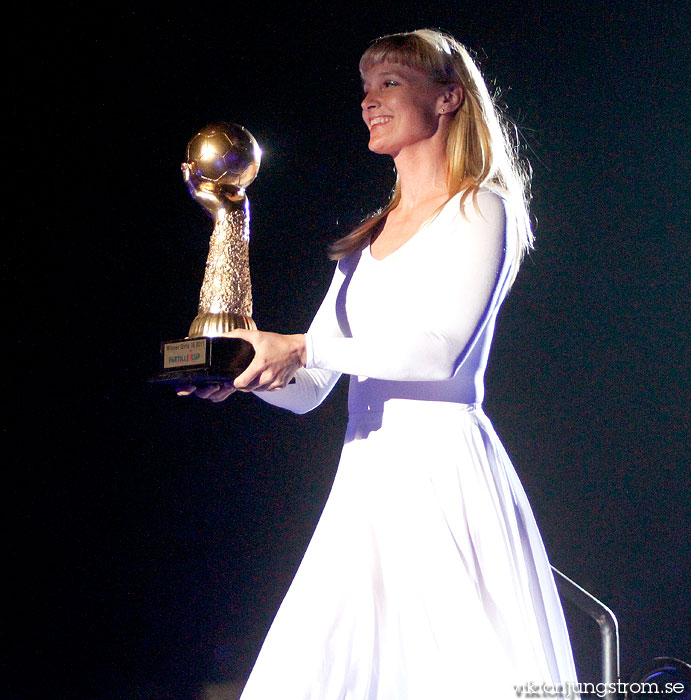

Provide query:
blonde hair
left=329, top=29, right=533, bottom=274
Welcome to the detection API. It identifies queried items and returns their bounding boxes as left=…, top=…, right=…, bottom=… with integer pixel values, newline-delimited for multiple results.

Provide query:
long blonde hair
left=329, top=29, right=533, bottom=272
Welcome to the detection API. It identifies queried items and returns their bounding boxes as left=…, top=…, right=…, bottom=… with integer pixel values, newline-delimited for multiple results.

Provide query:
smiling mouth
left=370, top=116, right=392, bottom=129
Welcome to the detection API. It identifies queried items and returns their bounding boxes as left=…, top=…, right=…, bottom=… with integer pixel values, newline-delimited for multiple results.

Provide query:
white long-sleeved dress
left=239, top=189, right=579, bottom=699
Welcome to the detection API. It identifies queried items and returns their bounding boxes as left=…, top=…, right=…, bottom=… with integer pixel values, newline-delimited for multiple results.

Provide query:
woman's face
left=361, top=61, right=445, bottom=157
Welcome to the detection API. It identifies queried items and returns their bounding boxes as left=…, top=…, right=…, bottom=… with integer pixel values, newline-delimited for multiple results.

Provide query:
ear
left=438, top=83, right=464, bottom=115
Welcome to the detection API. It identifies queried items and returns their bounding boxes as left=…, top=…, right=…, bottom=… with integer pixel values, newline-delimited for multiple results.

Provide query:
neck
left=392, top=132, right=450, bottom=211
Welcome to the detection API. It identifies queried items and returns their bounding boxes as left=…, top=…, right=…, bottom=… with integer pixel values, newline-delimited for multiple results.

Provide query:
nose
left=361, top=90, right=379, bottom=111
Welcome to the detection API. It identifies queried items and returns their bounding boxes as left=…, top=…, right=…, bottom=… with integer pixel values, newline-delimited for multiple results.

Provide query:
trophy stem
left=188, top=197, right=256, bottom=338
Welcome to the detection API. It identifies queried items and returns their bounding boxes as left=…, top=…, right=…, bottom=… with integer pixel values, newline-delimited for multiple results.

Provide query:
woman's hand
left=176, top=383, right=236, bottom=402
left=231, top=329, right=306, bottom=392
left=175, top=330, right=306, bottom=402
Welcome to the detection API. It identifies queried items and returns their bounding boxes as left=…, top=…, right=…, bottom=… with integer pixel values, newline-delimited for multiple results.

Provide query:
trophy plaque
left=151, top=122, right=261, bottom=388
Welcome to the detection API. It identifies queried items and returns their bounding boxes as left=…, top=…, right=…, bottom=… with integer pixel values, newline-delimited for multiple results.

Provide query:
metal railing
left=552, top=566, right=620, bottom=700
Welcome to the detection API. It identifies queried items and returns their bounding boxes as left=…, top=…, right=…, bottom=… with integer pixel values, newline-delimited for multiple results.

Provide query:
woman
left=185, top=29, right=579, bottom=700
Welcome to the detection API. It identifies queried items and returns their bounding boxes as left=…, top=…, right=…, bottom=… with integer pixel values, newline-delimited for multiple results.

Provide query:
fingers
left=176, top=383, right=236, bottom=402
left=232, top=341, right=264, bottom=390
left=228, top=330, right=302, bottom=392
left=194, top=384, right=221, bottom=399
left=233, top=360, right=271, bottom=392
left=228, top=328, right=257, bottom=343
left=208, top=384, right=236, bottom=402
left=235, top=368, right=296, bottom=393
left=233, top=366, right=257, bottom=391
left=195, top=383, right=236, bottom=401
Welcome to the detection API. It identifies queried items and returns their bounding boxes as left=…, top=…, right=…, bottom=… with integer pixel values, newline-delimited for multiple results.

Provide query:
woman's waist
left=344, top=396, right=484, bottom=443
left=347, top=374, right=483, bottom=416
left=347, top=395, right=483, bottom=424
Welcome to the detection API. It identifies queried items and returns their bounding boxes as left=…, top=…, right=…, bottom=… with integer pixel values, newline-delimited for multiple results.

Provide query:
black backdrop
left=9, top=2, right=689, bottom=698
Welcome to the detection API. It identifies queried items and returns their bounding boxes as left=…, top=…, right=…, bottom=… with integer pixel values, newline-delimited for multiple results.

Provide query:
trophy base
left=150, top=336, right=255, bottom=388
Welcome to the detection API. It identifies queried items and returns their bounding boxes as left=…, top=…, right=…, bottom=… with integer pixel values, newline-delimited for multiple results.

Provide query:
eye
left=383, top=80, right=399, bottom=88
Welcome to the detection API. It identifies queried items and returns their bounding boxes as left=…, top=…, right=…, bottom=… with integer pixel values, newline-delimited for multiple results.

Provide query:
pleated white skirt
left=240, top=400, right=579, bottom=699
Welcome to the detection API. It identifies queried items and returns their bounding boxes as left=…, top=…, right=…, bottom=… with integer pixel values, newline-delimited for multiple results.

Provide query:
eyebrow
left=362, top=69, right=407, bottom=89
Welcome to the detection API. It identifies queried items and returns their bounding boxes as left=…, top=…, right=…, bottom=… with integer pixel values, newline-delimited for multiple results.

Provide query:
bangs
left=359, top=33, right=454, bottom=83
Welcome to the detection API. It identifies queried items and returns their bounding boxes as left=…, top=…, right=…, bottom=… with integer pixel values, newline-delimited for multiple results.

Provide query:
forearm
left=305, top=329, right=464, bottom=381
left=253, top=367, right=341, bottom=414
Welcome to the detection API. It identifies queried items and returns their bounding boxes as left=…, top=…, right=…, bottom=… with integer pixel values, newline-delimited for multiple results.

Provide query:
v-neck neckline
left=366, top=192, right=462, bottom=263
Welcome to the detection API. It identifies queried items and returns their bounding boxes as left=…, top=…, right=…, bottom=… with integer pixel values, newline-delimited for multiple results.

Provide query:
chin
left=368, top=138, right=392, bottom=155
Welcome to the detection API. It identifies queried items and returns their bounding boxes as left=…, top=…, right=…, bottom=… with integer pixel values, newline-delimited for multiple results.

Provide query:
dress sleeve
left=305, top=190, right=513, bottom=382
left=252, top=263, right=345, bottom=415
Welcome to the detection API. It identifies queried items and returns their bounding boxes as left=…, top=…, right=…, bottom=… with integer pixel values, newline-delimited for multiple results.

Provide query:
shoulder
left=456, top=188, right=506, bottom=231
left=427, top=189, right=506, bottom=274
left=437, top=188, right=506, bottom=250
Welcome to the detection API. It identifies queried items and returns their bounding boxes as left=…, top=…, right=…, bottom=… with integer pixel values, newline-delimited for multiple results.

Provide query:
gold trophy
left=152, top=122, right=261, bottom=387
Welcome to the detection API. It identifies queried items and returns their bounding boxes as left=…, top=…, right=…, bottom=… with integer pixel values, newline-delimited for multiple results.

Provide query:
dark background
left=9, top=2, right=689, bottom=698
